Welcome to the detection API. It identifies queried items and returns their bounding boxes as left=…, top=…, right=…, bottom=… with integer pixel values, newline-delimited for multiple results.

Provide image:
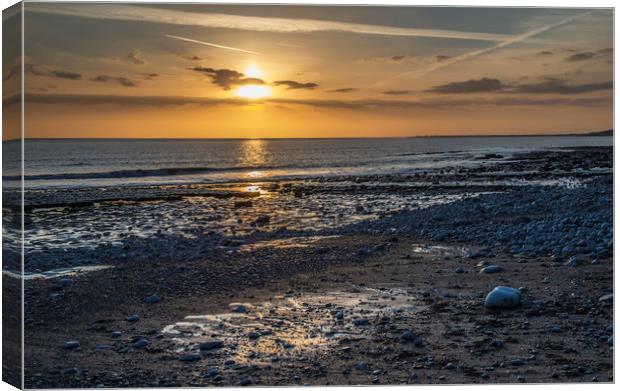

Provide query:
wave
left=3, top=165, right=290, bottom=181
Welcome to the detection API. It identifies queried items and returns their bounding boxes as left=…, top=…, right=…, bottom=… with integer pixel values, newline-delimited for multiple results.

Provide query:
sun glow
left=245, top=64, right=263, bottom=78
left=235, top=85, right=271, bottom=99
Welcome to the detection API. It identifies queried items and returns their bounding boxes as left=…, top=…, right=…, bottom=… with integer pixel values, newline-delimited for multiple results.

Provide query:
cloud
left=427, top=78, right=504, bottom=93
left=25, top=64, right=82, bottom=80
left=91, top=75, right=138, bottom=87
left=181, top=54, right=202, bottom=61
left=31, top=4, right=512, bottom=42
left=433, top=55, right=452, bottom=62
left=16, top=93, right=609, bottom=110
left=565, top=48, right=612, bottom=62
left=192, top=67, right=264, bottom=90
left=386, top=12, right=590, bottom=83
left=512, top=79, right=612, bottom=94
left=537, top=50, right=555, bottom=56
left=165, top=34, right=260, bottom=55
left=329, top=88, right=358, bottom=93
left=427, top=76, right=612, bottom=95
left=383, top=90, right=412, bottom=95
left=565, top=51, right=595, bottom=61
left=274, top=80, right=318, bottom=90
left=126, top=49, right=145, bottom=65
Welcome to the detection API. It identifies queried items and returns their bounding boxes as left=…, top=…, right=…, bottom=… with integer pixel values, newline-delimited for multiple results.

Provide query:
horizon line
left=3, top=130, right=612, bottom=142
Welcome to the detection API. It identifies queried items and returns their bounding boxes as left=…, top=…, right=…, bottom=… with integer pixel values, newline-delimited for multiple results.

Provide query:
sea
left=1, top=136, right=613, bottom=275
left=2, top=136, right=613, bottom=190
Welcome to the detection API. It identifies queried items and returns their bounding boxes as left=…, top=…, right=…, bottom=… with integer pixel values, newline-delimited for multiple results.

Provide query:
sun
left=235, top=85, right=271, bottom=99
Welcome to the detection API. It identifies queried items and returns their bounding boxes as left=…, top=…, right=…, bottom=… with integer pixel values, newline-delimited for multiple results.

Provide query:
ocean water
left=1, top=136, right=612, bottom=274
left=3, top=136, right=612, bottom=190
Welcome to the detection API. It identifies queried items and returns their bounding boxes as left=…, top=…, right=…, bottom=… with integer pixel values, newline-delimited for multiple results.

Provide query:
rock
left=352, top=318, right=369, bottom=326
left=565, top=255, right=588, bottom=267
left=239, top=377, right=252, bottom=386
left=126, top=314, right=140, bottom=322
left=484, top=286, right=521, bottom=309
left=254, top=215, right=270, bottom=226
left=234, top=200, right=253, bottom=208
left=111, top=331, right=122, bottom=338
left=199, top=340, right=224, bottom=350
left=62, top=368, right=77, bottom=375
left=133, top=339, right=148, bottom=348
left=230, top=304, right=248, bottom=313
left=400, top=330, right=417, bottom=342
left=598, top=293, right=613, bottom=303
left=145, top=294, right=161, bottom=304
left=63, top=341, right=80, bottom=350
left=248, top=331, right=261, bottom=340
left=356, top=362, right=369, bottom=371
left=445, top=363, right=457, bottom=370
left=480, top=265, right=504, bottom=274
left=180, top=353, right=201, bottom=362
left=334, top=310, right=344, bottom=320
left=477, top=260, right=490, bottom=267
left=454, top=267, right=464, bottom=273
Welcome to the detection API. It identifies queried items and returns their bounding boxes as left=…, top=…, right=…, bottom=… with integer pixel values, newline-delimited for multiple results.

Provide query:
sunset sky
left=3, top=3, right=614, bottom=138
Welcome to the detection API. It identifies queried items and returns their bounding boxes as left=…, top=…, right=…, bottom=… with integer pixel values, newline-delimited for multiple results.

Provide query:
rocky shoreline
left=15, top=146, right=614, bottom=387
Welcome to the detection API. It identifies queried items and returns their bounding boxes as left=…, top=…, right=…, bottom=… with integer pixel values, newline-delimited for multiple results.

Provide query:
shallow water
left=161, top=286, right=424, bottom=364
left=2, top=265, right=113, bottom=280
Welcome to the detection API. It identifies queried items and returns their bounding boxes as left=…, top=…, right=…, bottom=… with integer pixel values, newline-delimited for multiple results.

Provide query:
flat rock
left=480, top=265, right=504, bottom=274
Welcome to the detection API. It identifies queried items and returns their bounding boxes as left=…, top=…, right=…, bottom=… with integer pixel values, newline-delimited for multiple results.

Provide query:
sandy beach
left=10, top=146, right=612, bottom=387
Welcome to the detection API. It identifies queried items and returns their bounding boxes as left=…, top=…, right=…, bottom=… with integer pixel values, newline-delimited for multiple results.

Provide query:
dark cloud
left=126, top=49, right=145, bottom=65
left=16, top=93, right=609, bottom=110
left=329, top=88, right=358, bottom=93
left=427, top=78, right=503, bottom=93
left=598, top=47, right=613, bottom=55
left=192, top=67, right=264, bottom=90
left=25, top=64, right=82, bottom=80
left=274, top=80, right=319, bottom=90
left=182, top=54, right=202, bottom=61
left=565, top=52, right=596, bottom=61
left=512, top=79, right=612, bottom=94
left=537, top=50, right=554, bottom=56
left=391, top=55, right=406, bottom=62
left=383, top=90, right=412, bottom=95
left=427, top=76, right=612, bottom=95
left=433, top=55, right=451, bottom=62
left=92, top=75, right=138, bottom=87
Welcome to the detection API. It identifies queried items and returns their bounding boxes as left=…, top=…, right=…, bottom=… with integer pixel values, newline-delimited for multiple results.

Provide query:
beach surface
left=6, top=145, right=613, bottom=387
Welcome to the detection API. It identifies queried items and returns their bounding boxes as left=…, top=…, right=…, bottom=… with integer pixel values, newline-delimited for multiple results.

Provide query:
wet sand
left=19, top=147, right=614, bottom=387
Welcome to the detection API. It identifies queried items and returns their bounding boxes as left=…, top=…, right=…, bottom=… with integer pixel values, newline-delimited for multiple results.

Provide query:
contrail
left=164, top=34, right=260, bottom=55
left=382, top=12, right=591, bottom=85
left=31, top=4, right=511, bottom=42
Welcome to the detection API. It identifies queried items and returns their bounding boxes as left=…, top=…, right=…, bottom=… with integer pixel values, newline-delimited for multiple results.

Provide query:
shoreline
left=11, top=146, right=614, bottom=387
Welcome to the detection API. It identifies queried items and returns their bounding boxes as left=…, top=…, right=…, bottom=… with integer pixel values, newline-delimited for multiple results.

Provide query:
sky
left=2, top=3, right=614, bottom=139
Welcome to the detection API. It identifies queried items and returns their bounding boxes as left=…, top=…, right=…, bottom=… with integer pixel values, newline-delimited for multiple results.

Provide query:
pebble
left=180, top=353, right=201, bottom=362
left=454, top=267, right=464, bottom=273
left=484, top=286, right=521, bottom=309
left=352, top=318, right=369, bottom=326
left=63, top=341, right=80, bottom=350
left=126, top=315, right=140, bottom=322
left=132, top=339, right=148, bottom=348
left=199, top=340, right=224, bottom=350
left=145, top=294, right=161, bottom=304
left=480, top=265, right=504, bottom=274
left=356, top=362, right=369, bottom=371
left=110, top=331, right=122, bottom=338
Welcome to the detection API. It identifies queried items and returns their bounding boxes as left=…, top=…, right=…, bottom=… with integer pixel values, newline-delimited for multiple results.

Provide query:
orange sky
left=3, top=4, right=614, bottom=139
